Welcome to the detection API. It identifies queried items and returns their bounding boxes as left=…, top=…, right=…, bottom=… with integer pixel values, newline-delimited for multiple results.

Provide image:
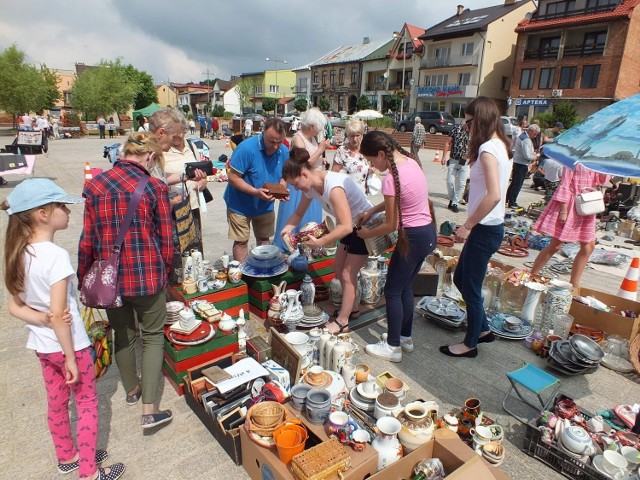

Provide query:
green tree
left=236, top=78, right=254, bottom=114
left=124, top=64, right=158, bottom=110
left=552, top=100, right=581, bottom=129
left=181, top=104, right=191, bottom=114
left=0, top=45, right=60, bottom=126
left=317, top=96, right=330, bottom=111
left=356, top=95, right=371, bottom=111
left=262, top=97, right=276, bottom=114
left=387, top=92, right=404, bottom=113
left=294, top=99, right=308, bottom=112
left=71, top=59, right=137, bottom=118
left=212, top=104, right=225, bottom=117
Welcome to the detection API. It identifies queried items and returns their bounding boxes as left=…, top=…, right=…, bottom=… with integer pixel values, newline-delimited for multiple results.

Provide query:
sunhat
left=6, top=178, right=83, bottom=215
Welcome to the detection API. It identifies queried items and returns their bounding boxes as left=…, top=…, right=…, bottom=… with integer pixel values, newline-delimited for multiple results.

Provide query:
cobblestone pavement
left=1, top=135, right=638, bottom=479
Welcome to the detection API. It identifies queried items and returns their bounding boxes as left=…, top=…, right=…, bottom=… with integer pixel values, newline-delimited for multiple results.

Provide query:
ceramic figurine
left=236, top=311, right=247, bottom=351
left=300, top=275, right=316, bottom=306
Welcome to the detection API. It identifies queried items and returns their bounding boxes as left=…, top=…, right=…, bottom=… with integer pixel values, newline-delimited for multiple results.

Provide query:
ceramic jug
left=300, top=275, right=316, bottom=306
left=307, top=327, right=322, bottom=365
left=323, top=335, right=337, bottom=370
left=372, top=417, right=403, bottom=471
left=397, top=401, right=435, bottom=452
left=281, top=289, right=304, bottom=331
left=330, top=338, right=347, bottom=373
left=360, top=256, right=382, bottom=305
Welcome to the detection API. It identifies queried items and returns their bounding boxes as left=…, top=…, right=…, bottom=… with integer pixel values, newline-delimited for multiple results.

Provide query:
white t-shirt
left=543, top=158, right=563, bottom=183
left=19, top=242, right=90, bottom=354
left=468, top=138, right=512, bottom=226
left=305, top=172, right=372, bottom=224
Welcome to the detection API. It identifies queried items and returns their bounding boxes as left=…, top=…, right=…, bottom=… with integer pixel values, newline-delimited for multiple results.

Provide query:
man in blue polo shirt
left=223, top=118, right=289, bottom=262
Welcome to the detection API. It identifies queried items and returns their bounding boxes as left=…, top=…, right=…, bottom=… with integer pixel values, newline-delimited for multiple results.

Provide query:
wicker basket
left=245, top=401, right=286, bottom=437
left=291, top=438, right=351, bottom=480
left=629, top=334, right=640, bottom=375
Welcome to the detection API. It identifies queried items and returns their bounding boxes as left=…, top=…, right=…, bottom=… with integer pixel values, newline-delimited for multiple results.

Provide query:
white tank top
left=305, top=172, right=372, bottom=223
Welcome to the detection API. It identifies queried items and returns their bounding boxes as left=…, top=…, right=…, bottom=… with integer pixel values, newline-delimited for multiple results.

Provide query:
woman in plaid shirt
left=78, top=132, right=174, bottom=430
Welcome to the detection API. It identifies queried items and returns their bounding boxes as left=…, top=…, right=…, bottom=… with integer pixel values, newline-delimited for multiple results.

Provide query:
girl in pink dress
left=531, top=162, right=609, bottom=286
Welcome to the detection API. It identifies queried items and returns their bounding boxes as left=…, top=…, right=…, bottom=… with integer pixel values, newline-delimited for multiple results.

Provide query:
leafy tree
left=236, top=78, right=255, bottom=114
left=317, top=96, right=330, bottom=111
left=124, top=64, right=158, bottom=110
left=0, top=45, right=60, bottom=126
left=294, top=99, right=308, bottom=112
left=212, top=104, right=225, bottom=117
left=552, top=100, right=581, bottom=129
left=356, top=95, right=371, bottom=111
left=262, top=97, right=276, bottom=114
left=387, top=92, right=404, bottom=113
left=181, top=104, right=191, bottom=114
left=71, top=59, right=137, bottom=118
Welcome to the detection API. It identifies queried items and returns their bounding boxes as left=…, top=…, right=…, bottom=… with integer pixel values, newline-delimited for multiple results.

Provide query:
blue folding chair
left=502, top=363, right=560, bottom=423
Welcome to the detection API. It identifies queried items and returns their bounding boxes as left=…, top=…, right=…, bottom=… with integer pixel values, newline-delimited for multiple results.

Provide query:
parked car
left=281, top=112, right=300, bottom=123
left=395, top=111, right=455, bottom=134
left=501, top=116, right=520, bottom=137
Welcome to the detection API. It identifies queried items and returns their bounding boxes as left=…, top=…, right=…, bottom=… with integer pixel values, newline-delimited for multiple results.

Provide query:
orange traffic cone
left=433, top=150, right=440, bottom=163
left=84, top=161, right=93, bottom=182
left=618, top=257, right=639, bottom=300
left=225, top=138, right=230, bottom=149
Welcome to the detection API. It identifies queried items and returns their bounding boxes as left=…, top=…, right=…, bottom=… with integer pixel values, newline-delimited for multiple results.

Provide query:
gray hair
left=415, top=116, right=422, bottom=123
left=300, top=107, right=327, bottom=132
left=527, top=124, right=541, bottom=134
left=148, top=107, right=188, bottom=134
left=345, top=118, right=365, bottom=136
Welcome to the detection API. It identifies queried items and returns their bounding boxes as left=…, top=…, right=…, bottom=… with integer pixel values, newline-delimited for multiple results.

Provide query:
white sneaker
left=399, top=336, right=415, bottom=353
left=365, top=337, right=402, bottom=363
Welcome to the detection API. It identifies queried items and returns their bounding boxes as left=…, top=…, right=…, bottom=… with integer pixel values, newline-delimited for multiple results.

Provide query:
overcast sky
left=1, top=0, right=510, bottom=84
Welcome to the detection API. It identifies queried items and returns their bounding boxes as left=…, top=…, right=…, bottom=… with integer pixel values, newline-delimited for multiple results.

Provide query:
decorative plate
left=167, top=324, right=216, bottom=346
left=427, top=297, right=463, bottom=318
left=241, top=262, right=288, bottom=278
left=488, top=314, right=532, bottom=339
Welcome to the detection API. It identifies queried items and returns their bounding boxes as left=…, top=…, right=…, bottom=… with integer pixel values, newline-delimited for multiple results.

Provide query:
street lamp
left=266, top=57, right=287, bottom=117
left=200, top=67, right=215, bottom=114
left=393, top=31, right=417, bottom=121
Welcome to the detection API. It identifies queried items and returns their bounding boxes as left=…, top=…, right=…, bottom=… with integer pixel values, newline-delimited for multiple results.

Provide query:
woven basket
left=291, top=438, right=351, bottom=480
left=629, top=334, right=640, bottom=375
left=246, top=401, right=286, bottom=437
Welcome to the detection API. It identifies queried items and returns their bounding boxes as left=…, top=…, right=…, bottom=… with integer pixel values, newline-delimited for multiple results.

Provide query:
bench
left=389, top=131, right=451, bottom=152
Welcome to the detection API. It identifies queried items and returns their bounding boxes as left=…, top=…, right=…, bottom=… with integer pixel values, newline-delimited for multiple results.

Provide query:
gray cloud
left=0, top=0, right=504, bottom=82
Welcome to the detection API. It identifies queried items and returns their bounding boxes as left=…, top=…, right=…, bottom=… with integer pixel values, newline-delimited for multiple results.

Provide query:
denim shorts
left=339, top=228, right=369, bottom=255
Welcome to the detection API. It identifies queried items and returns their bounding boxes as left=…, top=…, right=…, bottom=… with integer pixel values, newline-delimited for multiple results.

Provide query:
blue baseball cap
left=6, top=178, right=84, bottom=215
left=554, top=122, right=564, bottom=128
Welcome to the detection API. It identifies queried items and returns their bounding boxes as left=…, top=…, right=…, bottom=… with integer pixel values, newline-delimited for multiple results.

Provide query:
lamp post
left=266, top=57, right=287, bottom=117
left=393, top=30, right=417, bottom=121
left=200, top=67, right=215, bottom=114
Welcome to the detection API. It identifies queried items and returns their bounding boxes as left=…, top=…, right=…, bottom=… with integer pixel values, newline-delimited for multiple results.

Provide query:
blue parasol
left=542, top=93, right=640, bottom=177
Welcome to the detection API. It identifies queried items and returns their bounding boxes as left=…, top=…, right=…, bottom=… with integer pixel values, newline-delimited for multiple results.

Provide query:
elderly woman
left=274, top=108, right=331, bottom=252
left=78, top=132, right=174, bottom=430
left=331, top=119, right=372, bottom=194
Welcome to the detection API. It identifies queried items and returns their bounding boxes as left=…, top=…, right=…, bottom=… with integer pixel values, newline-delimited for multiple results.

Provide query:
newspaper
left=362, top=212, right=398, bottom=256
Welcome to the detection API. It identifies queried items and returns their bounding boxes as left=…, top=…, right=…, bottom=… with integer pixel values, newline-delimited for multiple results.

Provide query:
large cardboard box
left=369, top=429, right=510, bottom=480
left=240, top=404, right=378, bottom=480
left=570, top=287, right=640, bottom=340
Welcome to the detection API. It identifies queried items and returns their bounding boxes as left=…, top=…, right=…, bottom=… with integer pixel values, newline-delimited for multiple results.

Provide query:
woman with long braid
left=357, top=131, right=436, bottom=362
left=280, top=147, right=372, bottom=334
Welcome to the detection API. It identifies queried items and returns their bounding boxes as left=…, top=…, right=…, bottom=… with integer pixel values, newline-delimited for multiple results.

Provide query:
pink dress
left=533, top=163, right=609, bottom=243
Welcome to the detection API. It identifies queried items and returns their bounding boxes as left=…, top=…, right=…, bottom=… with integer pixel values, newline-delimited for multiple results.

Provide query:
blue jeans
left=385, top=223, right=437, bottom=347
left=506, top=163, right=529, bottom=205
left=447, top=161, right=470, bottom=205
left=453, top=223, right=504, bottom=348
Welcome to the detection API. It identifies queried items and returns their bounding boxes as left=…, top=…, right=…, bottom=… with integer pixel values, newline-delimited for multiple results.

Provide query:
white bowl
left=250, top=244, right=280, bottom=260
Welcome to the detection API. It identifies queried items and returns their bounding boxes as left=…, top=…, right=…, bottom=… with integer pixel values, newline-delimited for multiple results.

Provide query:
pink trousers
left=36, top=347, right=98, bottom=478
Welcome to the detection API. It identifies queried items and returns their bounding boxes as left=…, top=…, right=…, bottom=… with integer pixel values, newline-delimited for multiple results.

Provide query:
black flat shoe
left=478, top=332, right=496, bottom=344
left=439, top=345, right=478, bottom=358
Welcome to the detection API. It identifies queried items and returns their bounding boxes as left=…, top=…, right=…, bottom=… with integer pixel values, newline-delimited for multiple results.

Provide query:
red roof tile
left=516, top=0, right=639, bottom=31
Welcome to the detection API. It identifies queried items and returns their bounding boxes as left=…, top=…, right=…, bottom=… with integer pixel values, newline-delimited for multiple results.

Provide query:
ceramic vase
left=372, top=417, right=403, bottom=471
left=300, top=275, right=316, bottom=306
left=330, top=278, right=343, bottom=306
left=281, top=289, right=304, bottom=332
left=521, top=282, right=546, bottom=324
left=291, top=244, right=309, bottom=273
left=307, top=327, right=322, bottom=366
left=377, top=257, right=388, bottom=297
left=330, top=338, right=347, bottom=373
left=323, top=335, right=337, bottom=370
left=267, top=281, right=287, bottom=327
left=227, top=260, right=242, bottom=284
left=397, top=402, right=435, bottom=452
left=360, top=256, right=382, bottom=305
left=318, top=329, right=331, bottom=369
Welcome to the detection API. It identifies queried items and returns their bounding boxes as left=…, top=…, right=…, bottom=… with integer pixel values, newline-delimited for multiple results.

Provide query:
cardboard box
left=413, top=262, right=438, bottom=296
left=369, top=429, right=509, bottom=480
left=240, top=403, right=378, bottom=480
left=570, top=287, right=640, bottom=340
left=183, top=353, right=244, bottom=465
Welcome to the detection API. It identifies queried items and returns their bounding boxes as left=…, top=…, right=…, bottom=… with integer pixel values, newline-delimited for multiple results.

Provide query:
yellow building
left=156, top=83, right=178, bottom=107
left=52, top=69, right=76, bottom=114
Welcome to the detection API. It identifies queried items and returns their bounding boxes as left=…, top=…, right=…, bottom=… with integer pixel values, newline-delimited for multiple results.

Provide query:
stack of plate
left=299, top=304, right=329, bottom=329
left=488, top=313, right=532, bottom=340
left=241, top=245, right=288, bottom=277
left=547, top=334, right=603, bottom=375
left=165, top=301, right=184, bottom=324
left=348, top=382, right=382, bottom=412
left=415, top=296, right=466, bottom=328
left=166, top=322, right=216, bottom=346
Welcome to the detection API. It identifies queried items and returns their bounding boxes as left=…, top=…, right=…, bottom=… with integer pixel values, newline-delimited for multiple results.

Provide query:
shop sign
left=417, top=85, right=464, bottom=98
left=514, top=98, right=550, bottom=106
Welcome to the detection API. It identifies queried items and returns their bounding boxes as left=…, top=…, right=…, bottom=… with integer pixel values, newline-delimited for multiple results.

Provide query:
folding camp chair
left=502, top=363, right=560, bottom=423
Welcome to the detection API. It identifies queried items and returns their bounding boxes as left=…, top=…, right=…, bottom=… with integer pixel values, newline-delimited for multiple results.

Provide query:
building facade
left=509, top=0, right=640, bottom=119
left=156, top=83, right=177, bottom=107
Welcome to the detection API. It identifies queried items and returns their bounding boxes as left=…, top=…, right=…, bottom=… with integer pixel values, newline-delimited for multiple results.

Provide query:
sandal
left=327, top=319, right=349, bottom=334
left=97, top=463, right=126, bottom=480
left=126, top=386, right=141, bottom=406
left=141, top=409, right=173, bottom=429
left=331, top=309, right=360, bottom=320
left=57, top=450, right=108, bottom=474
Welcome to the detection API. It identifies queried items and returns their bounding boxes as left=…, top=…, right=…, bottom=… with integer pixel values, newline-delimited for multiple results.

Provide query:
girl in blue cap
left=2, top=178, right=125, bottom=480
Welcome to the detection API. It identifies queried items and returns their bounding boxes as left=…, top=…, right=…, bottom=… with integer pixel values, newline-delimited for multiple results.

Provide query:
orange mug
left=273, top=423, right=308, bottom=464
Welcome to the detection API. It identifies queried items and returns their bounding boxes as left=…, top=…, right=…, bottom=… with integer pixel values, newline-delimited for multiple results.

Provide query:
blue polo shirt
left=223, top=134, right=289, bottom=217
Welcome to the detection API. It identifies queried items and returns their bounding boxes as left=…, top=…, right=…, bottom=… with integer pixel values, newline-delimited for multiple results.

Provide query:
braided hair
left=360, top=131, right=409, bottom=257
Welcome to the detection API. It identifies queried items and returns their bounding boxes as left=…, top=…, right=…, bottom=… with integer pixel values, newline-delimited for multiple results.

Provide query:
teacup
left=307, top=365, right=325, bottom=384
left=603, top=450, right=628, bottom=476
left=351, top=429, right=371, bottom=444
left=326, top=411, right=357, bottom=437
left=284, top=332, right=309, bottom=357
left=586, top=415, right=604, bottom=433
left=620, top=446, right=640, bottom=471
left=384, top=378, right=404, bottom=397
left=470, top=425, right=492, bottom=443
left=355, top=364, right=370, bottom=383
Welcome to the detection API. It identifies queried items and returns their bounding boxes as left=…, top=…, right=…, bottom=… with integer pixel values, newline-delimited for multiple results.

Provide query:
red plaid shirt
left=78, top=161, right=173, bottom=297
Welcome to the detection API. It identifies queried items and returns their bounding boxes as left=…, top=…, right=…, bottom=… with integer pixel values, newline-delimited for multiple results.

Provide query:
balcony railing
left=524, top=47, right=560, bottom=60
left=533, top=2, right=621, bottom=21
left=422, top=54, right=479, bottom=69
left=365, top=82, right=386, bottom=91
left=563, top=45, right=605, bottom=57
left=295, top=86, right=308, bottom=93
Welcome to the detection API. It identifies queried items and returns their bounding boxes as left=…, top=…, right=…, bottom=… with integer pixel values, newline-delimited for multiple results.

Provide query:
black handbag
left=185, top=160, right=213, bottom=178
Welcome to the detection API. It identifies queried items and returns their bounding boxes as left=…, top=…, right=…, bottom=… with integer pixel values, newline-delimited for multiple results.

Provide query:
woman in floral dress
left=331, top=119, right=372, bottom=194
left=530, top=163, right=609, bottom=287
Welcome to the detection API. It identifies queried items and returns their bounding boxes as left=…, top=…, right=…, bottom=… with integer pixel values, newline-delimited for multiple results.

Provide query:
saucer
left=591, top=455, right=614, bottom=479
left=303, top=371, right=332, bottom=388
left=357, top=382, right=382, bottom=400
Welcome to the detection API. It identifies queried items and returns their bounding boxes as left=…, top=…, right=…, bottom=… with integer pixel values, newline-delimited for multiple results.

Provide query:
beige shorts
left=227, top=210, right=275, bottom=242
